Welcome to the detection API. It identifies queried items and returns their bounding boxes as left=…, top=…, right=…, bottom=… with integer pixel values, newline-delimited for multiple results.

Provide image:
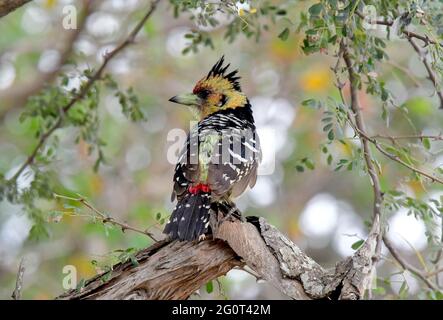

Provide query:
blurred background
left=0, top=0, right=443, bottom=300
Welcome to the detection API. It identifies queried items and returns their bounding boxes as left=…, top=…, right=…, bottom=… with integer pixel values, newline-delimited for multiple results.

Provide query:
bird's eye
left=198, top=89, right=210, bottom=99
left=218, top=94, right=228, bottom=107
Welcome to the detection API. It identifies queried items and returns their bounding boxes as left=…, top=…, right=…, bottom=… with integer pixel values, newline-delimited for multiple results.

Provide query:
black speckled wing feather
left=171, top=104, right=261, bottom=201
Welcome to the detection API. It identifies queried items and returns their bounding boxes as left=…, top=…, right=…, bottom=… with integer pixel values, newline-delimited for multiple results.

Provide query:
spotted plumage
left=164, top=56, right=261, bottom=241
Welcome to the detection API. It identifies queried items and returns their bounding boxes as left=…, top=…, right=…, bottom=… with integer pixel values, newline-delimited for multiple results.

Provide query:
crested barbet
left=163, top=56, right=262, bottom=241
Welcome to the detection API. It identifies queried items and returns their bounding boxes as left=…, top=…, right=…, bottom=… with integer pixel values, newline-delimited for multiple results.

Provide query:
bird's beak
left=169, top=93, right=201, bottom=106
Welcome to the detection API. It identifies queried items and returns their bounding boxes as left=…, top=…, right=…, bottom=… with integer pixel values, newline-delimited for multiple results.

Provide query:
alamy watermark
left=62, top=265, right=77, bottom=290
left=62, top=5, right=77, bottom=30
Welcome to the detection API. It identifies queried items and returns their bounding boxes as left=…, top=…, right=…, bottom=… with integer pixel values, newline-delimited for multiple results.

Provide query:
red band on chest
left=188, top=184, right=211, bottom=194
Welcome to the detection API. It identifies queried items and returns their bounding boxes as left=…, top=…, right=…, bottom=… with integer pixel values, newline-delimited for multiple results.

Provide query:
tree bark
left=58, top=214, right=380, bottom=300
left=57, top=239, right=240, bottom=300
left=0, top=0, right=32, bottom=18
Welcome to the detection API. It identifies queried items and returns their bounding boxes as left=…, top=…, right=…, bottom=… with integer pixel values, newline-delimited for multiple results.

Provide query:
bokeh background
left=1, top=0, right=443, bottom=299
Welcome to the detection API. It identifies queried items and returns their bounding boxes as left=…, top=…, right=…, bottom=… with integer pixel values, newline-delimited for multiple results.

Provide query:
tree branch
left=383, top=235, right=438, bottom=291
left=338, top=42, right=442, bottom=292
left=8, top=0, right=162, bottom=182
left=406, top=36, right=443, bottom=109
left=11, top=257, right=25, bottom=300
left=57, top=239, right=240, bottom=300
left=349, top=121, right=443, bottom=185
left=0, top=0, right=32, bottom=18
left=372, top=134, right=443, bottom=141
left=57, top=212, right=382, bottom=300
left=355, top=10, right=442, bottom=47
left=54, top=193, right=158, bottom=242
left=341, top=43, right=383, bottom=224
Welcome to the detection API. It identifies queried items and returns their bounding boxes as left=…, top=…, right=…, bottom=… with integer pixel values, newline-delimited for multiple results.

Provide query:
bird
left=163, top=56, right=261, bottom=241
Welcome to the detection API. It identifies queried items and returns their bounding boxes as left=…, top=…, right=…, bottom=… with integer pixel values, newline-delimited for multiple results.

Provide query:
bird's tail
left=163, top=191, right=211, bottom=241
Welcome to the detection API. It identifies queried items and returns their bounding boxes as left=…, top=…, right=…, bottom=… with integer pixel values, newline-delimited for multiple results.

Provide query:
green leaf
left=295, top=165, right=305, bottom=172
left=76, top=278, right=86, bottom=292
left=101, top=270, right=113, bottom=283
left=387, top=190, right=404, bottom=197
left=130, top=255, right=139, bottom=267
left=422, top=137, right=431, bottom=150
left=302, top=99, right=320, bottom=109
left=323, top=123, right=333, bottom=132
left=351, top=239, right=364, bottom=250
left=308, top=3, right=323, bottom=16
left=327, top=130, right=335, bottom=141
left=28, top=222, right=50, bottom=241
left=206, top=281, right=214, bottom=294
left=430, top=290, right=443, bottom=300
left=399, top=281, right=409, bottom=298
left=303, top=158, right=315, bottom=170
left=372, top=286, right=386, bottom=295
left=278, top=28, right=290, bottom=41
left=327, top=154, right=333, bottom=165
left=347, top=162, right=353, bottom=171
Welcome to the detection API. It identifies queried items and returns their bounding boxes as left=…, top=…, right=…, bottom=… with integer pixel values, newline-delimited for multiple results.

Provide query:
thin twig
left=355, top=11, right=442, bottom=47
left=54, top=193, right=158, bottom=242
left=383, top=235, right=438, bottom=291
left=341, top=43, right=383, bottom=236
left=385, top=60, right=421, bottom=88
left=0, top=0, right=32, bottom=18
left=11, top=258, right=25, bottom=300
left=407, top=37, right=443, bottom=109
left=8, top=0, right=162, bottom=182
left=426, top=266, right=443, bottom=278
left=372, top=134, right=443, bottom=141
left=349, top=122, right=443, bottom=185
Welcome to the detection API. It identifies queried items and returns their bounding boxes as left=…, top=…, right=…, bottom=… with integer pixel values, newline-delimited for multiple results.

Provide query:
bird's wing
left=171, top=127, right=199, bottom=201
left=207, top=127, right=261, bottom=198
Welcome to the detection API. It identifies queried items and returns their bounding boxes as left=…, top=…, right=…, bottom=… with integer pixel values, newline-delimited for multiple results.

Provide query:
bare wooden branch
left=383, top=235, right=438, bottom=291
left=340, top=43, right=383, bottom=275
left=57, top=239, right=241, bottom=300
left=11, top=257, right=25, bottom=300
left=57, top=214, right=383, bottom=300
left=0, top=0, right=32, bottom=18
left=342, top=43, right=383, bottom=224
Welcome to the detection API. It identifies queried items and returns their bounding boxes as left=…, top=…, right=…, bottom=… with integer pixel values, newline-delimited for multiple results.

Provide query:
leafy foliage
left=1, top=70, right=148, bottom=240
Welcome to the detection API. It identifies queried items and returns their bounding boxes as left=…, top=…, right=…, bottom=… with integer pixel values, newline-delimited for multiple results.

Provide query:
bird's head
left=169, top=56, right=247, bottom=119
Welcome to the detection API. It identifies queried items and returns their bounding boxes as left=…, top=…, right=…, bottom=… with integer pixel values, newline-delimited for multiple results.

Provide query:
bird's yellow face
left=169, top=57, right=247, bottom=120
